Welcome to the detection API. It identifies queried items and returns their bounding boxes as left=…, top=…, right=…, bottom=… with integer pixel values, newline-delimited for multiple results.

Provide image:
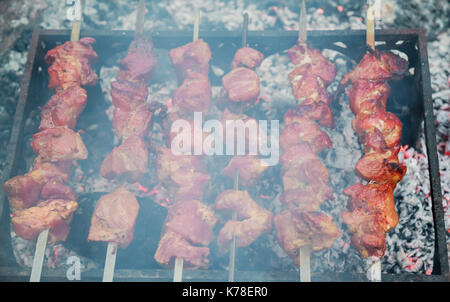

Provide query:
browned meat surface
left=168, top=39, right=212, bottom=82
left=88, top=187, right=140, bottom=248
left=11, top=199, right=78, bottom=243
left=231, top=47, right=264, bottom=69
left=172, top=70, right=211, bottom=117
left=215, top=190, right=273, bottom=253
left=30, top=127, right=88, bottom=162
left=100, top=134, right=148, bottom=183
left=274, top=209, right=340, bottom=266
left=117, top=35, right=157, bottom=83
left=39, top=86, right=87, bottom=130
left=222, top=155, right=268, bottom=187
left=45, top=37, right=98, bottom=90
left=164, top=200, right=218, bottom=246
left=2, top=175, right=42, bottom=212
left=154, top=230, right=211, bottom=268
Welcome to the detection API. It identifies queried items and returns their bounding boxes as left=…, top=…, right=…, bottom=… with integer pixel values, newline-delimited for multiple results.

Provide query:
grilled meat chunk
left=215, top=190, right=273, bottom=253
left=31, top=127, right=88, bottom=162
left=88, top=187, right=140, bottom=248
left=12, top=199, right=78, bottom=243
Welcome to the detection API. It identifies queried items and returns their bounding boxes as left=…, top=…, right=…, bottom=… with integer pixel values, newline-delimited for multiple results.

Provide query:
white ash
left=10, top=227, right=97, bottom=272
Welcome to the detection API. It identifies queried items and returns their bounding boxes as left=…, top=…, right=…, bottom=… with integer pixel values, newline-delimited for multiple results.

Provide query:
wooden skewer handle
left=29, top=229, right=49, bottom=282
left=299, top=245, right=311, bottom=282
left=102, top=242, right=117, bottom=282
left=366, top=1, right=375, bottom=50
left=173, top=257, right=184, bottom=282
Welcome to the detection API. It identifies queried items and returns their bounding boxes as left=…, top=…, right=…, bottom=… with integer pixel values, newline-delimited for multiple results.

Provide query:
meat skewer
left=172, top=11, right=201, bottom=282
left=152, top=12, right=218, bottom=281
left=214, top=12, right=272, bottom=282
left=87, top=0, right=151, bottom=282
left=365, top=0, right=380, bottom=282
left=338, top=0, right=408, bottom=282
left=297, top=0, right=311, bottom=283
left=31, top=0, right=83, bottom=282
left=273, top=0, right=340, bottom=282
left=0, top=0, right=98, bottom=282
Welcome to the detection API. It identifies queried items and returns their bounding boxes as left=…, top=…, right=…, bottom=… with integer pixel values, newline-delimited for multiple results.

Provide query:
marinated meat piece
left=231, top=47, right=264, bottom=69
left=169, top=39, right=212, bottom=82
left=100, top=134, right=148, bottom=183
left=352, top=108, right=402, bottom=150
left=87, top=187, right=140, bottom=248
left=341, top=182, right=399, bottom=258
left=219, top=109, right=268, bottom=153
left=340, top=50, right=408, bottom=87
left=288, top=66, right=331, bottom=104
left=2, top=175, right=42, bottom=212
left=111, top=80, right=148, bottom=111
left=39, top=86, right=87, bottom=130
left=222, top=156, right=268, bottom=186
left=28, top=157, right=72, bottom=185
left=30, top=127, right=88, bottom=162
left=284, top=102, right=334, bottom=129
left=279, top=186, right=333, bottom=211
left=112, top=104, right=153, bottom=140
left=155, top=146, right=206, bottom=182
left=287, top=39, right=336, bottom=85
left=11, top=199, right=78, bottom=243
left=355, top=150, right=406, bottom=184
left=169, top=169, right=210, bottom=202
left=172, top=70, right=211, bottom=117
left=164, top=200, right=218, bottom=246
left=45, top=37, right=98, bottom=63
left=117, top=35, right=157, bottom=83
left=341, top=209, right=387, bottom=258
left=348, top=80, right=390, bottom=115
left=40, top=180, right=77, bottom=201
left=274, top=209, right=340, bottom=266
left=154, top=230, right=211, bottom=268
left=279, top=117, right=332, bottom=153
left=45, top=37, right=98, bottom=90
left=215, top=190, right=273, bottom=253
left=222, top=67, right=260, bottom=103
left=343, top=182, right=398, bottom=232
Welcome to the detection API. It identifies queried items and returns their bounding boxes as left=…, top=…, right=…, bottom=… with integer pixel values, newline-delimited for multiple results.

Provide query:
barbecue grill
left=0, top=28, right=448, bottom=282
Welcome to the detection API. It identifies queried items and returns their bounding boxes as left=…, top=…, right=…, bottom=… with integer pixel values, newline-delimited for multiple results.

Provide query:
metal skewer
left=30, top=0, right=83, bottom=283
left=102, top=0, right=146, bottom=283
left=173, top=10, right=200, bottom=283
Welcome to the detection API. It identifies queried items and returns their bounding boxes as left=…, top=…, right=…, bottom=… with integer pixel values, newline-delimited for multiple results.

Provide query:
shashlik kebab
left=274, top=38, right=340, bottom=267
left=214, top=44, right=273, bottom=255
left=2, top=37, right=98, bottom=243
left=87, top=34, right=158, bottom=249
left=339, top=48, right=408, bottom=258
left=154, top=38, right=218, bottom=269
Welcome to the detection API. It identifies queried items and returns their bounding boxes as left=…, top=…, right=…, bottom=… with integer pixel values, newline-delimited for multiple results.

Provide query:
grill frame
left=0, top=28, right=448, bottom=282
